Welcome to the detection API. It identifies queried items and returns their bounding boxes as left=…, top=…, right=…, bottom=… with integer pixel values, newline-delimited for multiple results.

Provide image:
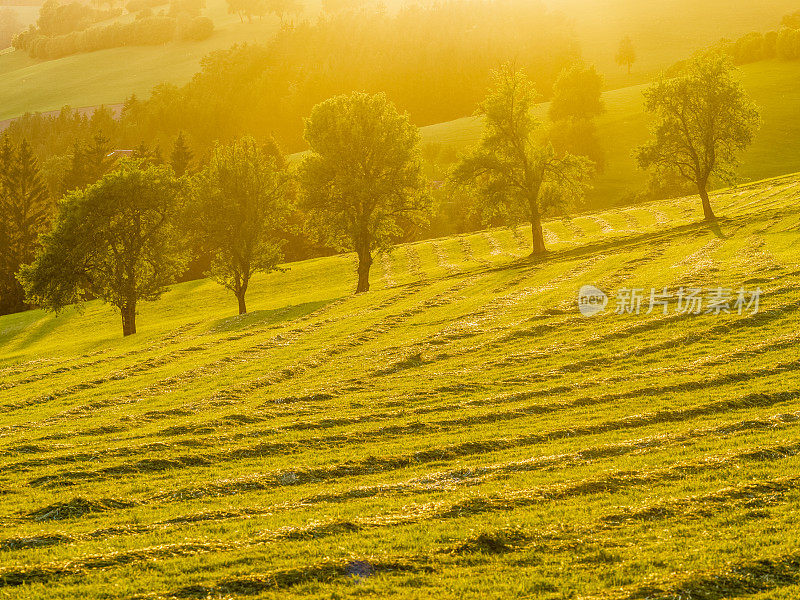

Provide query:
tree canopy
left=0, top=138, right=52, bottom=314
left=636, top=52, right=760, bottom=221
left=299, top=92, right=429, bottom=293
left=548, top=62, right=604, bottom=122
left=20, top=161, right=188, bottom=336
left=190, top=137, right=292, bottom=314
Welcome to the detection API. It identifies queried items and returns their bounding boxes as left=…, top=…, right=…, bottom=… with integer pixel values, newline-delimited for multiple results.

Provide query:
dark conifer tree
left=170, top=131, right=194, bottom=177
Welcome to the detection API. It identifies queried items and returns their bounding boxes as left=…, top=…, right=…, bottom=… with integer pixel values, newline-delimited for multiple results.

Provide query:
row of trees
left=12, top=0, right=213, bottom=59
left=14, top=51, right=760, bottom=337
left=226, top=0, right=301, bottom=24
left=693, top=10, right=800, bottom=67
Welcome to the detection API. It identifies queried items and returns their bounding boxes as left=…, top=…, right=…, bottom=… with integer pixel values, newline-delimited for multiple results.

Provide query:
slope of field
left=0, top=0, right=289, bottom=122
left=423, top=60, right=800, bottom=206
left=1, top=174, right=799, bottom=598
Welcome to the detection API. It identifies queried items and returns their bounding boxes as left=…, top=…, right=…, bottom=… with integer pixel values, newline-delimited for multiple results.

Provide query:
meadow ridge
left=1, top=173, right=799, bottom=598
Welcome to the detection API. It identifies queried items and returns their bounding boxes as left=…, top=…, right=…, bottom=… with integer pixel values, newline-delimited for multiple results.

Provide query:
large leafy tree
left=454, top=65, right=593, bottom=255
left=548, top=62, right=606, bottom=172
left=20, top=161, right=188, bottom=336
left=0, top=138, right=52, bottom=314
left=299, top=92, right=429, bottom=293
left=548, top=62, right=604, bottom=122
left=636, top=52, right=760, bottom=221
left=191, top=137, right=292, bottom=315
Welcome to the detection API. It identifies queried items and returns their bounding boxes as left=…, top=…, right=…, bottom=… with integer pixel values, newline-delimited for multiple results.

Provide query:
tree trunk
left=530, top=202, right=547, bottom=256
left=121, top=300, right=136, bottom=337
left=356, top=247, right=372, bottom=293
left=699, top=184, right=716, bottom=221
left=236, top=291, right=247, bottom=315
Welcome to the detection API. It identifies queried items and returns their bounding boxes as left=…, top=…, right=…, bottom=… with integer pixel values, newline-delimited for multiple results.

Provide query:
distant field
left=0, top=0, right=286, bottom=121
left=422, top=60, right=800, bottom=206
left=542, top=0, right=800, bottom=88
left=0, top=172, right=799, bottom=598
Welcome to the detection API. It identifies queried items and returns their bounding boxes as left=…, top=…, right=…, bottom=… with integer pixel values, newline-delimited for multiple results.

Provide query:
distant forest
left=5, top=1, right=579, bottom=156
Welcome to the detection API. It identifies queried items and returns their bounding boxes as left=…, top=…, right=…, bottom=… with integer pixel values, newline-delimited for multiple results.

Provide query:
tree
left=299, top=92, right=429, bottom=293
left=0, top=139, right=52, bottom=313
left=226, top=0, right=265, bottom=22
left=453, top=65, right=593, bottom=255
left=190, top=137, right=292, bottom=315
left=266, top=0, right=301, bottom=25
left=616, top=36, right=636, bottom=74
left=170, top=131, right=194, bottom=176
left=62, top=133, right=115, bottom=193
left=635, top=52, right=760, bottom=221
left=20, top=161, right=188, bottom=336
left=548, top=62, right=605, bottom=171
left=132, top=141, right=163, bottom=167
left=0, top=7, right=21, bottom=49
left=549, top=62, right=604, bottom=122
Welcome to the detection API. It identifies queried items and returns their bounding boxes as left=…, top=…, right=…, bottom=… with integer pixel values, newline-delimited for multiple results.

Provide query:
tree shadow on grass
left=206, top=298, right=341, bottom=335
left=1, top=309, right=72, bottom=355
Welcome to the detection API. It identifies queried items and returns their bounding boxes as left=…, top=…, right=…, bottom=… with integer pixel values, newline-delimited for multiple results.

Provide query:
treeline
left=704, top=9, right=800, bottom=66
left=5, top=53, right=760, bottom=338
left=13, top=0, right=212, bottom=59
left=111, top=0, right=577, bottom=150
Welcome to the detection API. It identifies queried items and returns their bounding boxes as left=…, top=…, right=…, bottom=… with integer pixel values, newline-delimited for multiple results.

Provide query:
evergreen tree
left=84, top=133, right=116, bottom=183
left=0, top=139, right=52, bottom=313
left=62, top=140, right=87, bottom=194
left=0, top=137, right=14, bottom=314
left=170, top=131, right=194, bottom=176
left=133, top=141, right=164, bottom=167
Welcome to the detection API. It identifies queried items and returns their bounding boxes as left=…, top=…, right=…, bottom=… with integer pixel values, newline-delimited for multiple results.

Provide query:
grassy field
left=422, top=60, right=800, bottom=206
left=0, top=0, right=288, bottom=121
left=1, top=173, right=799, bottom=597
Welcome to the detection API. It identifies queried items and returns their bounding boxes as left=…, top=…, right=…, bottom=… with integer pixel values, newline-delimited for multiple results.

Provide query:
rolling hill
left=1, top=172, right=799, bottom=598
left=0, top=0, right=796, bottom=122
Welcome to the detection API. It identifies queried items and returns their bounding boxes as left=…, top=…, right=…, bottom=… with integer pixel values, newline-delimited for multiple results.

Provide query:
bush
left=180, top=15, right=213, bottom=41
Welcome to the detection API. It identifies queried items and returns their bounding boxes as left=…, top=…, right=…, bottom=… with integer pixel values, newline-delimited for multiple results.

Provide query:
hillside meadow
left=0, top=173, right=799, bottom=598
